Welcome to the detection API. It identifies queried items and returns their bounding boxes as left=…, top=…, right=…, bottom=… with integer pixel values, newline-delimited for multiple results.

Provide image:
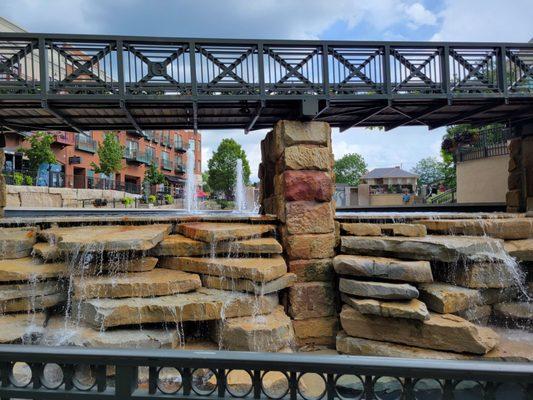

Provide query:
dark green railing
left=456, top=127, right=514, bottom=162
left=0, top=345, right=531, bottom=400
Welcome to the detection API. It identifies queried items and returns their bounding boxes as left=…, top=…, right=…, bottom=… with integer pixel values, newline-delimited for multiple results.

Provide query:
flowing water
left=234, top=159, right=246, bottom=213
left=185, top=148, right=197, bottom=212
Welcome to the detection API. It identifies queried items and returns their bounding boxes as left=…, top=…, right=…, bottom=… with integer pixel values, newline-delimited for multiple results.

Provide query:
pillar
left=259, top=120, right=338, bottom=348
left=507, top=123, right=533, bottom=213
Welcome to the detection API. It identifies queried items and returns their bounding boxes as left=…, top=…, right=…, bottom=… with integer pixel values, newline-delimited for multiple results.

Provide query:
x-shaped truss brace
left=126, top=44, right=186, bottom=87
left=449, top=49, right=495, bottom=89
left=390, top=49, right=435, bottom=88
left=265, top=47, right=316, bottom=87
left=507, top=51, right=533, bottom=89
left=52, top=42, right=114, bottom=86
left=196, top=45, right=254, bottom=88
left=330, top=49, right=380, bottom=88
left=0, top=41, right=38, bottom=85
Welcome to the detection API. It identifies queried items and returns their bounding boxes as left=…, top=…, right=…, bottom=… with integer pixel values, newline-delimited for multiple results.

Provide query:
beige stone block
left=283, top=232, right=336, bottom=260
left=288, top=282, right=336, bottom=320
left=283, top=146, right=332, bottom=171
left=293, top=316, right=338, bottom=347
left=288, top=258, right=333, bottom=282
left=277, top=120, right=330, bottom=147
left=341, top=223, right=381, bottom=236
left=20, top=192, right=62, bottom=207
left=380, top=223, right=427, bottom=237
left=285, top=201, right=334, bottom=235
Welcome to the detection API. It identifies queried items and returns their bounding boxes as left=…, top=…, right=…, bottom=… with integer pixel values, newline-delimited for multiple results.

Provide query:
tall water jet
left=185, top=148, right=197, bottom=212
left=235, top=158, right=246, bottom=212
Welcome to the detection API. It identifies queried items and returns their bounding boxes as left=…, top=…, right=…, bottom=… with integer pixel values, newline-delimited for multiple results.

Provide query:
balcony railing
left=0, top=345, right=531, bottom=400
left=175, top=162, right=185, bottom=174
left=175, top=138, right=188, bottom=152
left=75, top=135, right=98, bottom=153
left=124, top=149, right=152, bottom=165
left=456, top=127, right=514, bottom=162
left=51, top=131, right=75, bottom=146
left=161, top=158, right=172, bottom=171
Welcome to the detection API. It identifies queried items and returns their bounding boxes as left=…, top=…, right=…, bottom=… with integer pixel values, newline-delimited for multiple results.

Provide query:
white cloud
left=431, top=0, right=533, bottom=42
left=404, top=3, right=437, bottom=28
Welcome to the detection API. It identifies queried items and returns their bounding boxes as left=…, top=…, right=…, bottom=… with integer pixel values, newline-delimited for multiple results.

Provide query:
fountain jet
left=185, top=148, right=197, bottom=212
left=235, top=159, right=246, bottom=213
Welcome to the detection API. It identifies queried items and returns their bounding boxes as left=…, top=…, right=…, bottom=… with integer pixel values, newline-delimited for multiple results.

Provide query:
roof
left=361, top=167, right=419, bottom=180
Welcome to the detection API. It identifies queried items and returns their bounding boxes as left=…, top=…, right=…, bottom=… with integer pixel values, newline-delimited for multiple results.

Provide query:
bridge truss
left=0, top=33, right=532, bottom=133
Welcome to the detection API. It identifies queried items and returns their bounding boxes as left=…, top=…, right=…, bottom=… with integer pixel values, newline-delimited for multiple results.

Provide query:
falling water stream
left=234, top=159, right=246, bottom=213
left=185, top=148, right=197, bottom=212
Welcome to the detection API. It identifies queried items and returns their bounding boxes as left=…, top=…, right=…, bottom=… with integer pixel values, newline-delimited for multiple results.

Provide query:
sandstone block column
left=507, top=123, right=533, bottom=213
left=0, top=150, right=5, bottom=218
left=259, top=120, right=338, bottom=348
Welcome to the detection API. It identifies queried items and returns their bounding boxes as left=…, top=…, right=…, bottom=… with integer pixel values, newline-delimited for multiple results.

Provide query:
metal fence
left=2, top=169, right=142, bottom=194
left=0, top=345, right=531, bottom=400
left=456, top=127, right=514, bottom=162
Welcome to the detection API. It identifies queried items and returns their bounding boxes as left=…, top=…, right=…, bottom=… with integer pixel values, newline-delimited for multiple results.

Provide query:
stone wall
left=457, top=154, right=509, bottom=204
left=259, top=120, right=338, bottom=348
left=507, top=124, right=533, bottom=212
left=6, top=185, right=141, bottom=208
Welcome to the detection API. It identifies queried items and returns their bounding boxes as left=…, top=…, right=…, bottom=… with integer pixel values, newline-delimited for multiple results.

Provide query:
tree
left=333, top=153, right=367, bottom=186
left=201, top=171, right=211, bottom=194
left=207, top=138, right=250, bottom=198
left=411, top=157, right=446, bottom=186
left=19, top=131, right=56, bottom=170
left=144, top=163, right=165, bottom=186
left=91, top=132, right=124, bottom=176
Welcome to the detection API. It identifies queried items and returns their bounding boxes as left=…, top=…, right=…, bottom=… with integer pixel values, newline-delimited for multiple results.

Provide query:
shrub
left=164, top=194, right=174, bottom=204
left=148, top=195, right=157, bottom=204
left=122, top=196, right=134, bottom=207
left=23, top=175, right=33, bottom=186
left=216, top=199, right=235, bottom=209
left=13, top=172, right=24, bottom=185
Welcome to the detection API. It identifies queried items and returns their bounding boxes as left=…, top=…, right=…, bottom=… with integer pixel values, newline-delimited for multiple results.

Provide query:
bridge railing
left=0, top=345, right=531, bottom=399
left=0, top=33, right=531, bottom=99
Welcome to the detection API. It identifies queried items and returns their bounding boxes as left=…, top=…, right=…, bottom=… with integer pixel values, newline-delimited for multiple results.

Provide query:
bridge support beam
left=259, top=120, right=338, bottom=348
left=507, top=122, right=533, bottom=213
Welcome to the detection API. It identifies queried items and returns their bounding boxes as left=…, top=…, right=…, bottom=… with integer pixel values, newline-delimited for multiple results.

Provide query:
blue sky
left=2, top=0, right=532, bottom=180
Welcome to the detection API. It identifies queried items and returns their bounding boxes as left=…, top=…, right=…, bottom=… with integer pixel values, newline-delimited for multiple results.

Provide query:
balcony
left=175, top=163, right=185, bottom=174
left=75, top=135, right=98, bottom=153
left=161, top=158, right=173, bottom=171
left=124, top=149, right=152, bottom=165
left=51, top=131, right=75, bottom=146
left=455, top=127, right=514, bottom=162
left=174, top=138, right=188, bottom=153
left=143, top=130, right=154, bottom=141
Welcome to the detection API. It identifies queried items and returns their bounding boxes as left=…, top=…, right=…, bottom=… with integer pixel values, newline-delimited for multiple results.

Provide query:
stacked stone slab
left=505, top=126, right=533, bottom=213
left=0, top=226, right=66, bottom=343
left=259, top=121, right=337, bottom=349
left=155, top=222, right=296, bottom=352
left=416, top=217, right=532, bottom=329
left=333, top=222, right=521, bottom=359
left=0, top=150, right=5, bottom=218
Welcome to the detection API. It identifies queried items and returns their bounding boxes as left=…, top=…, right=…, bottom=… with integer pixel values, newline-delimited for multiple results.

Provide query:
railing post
left=257, top=42, right=265, bottom=98
left=115, top=365, right=138, bottom=399
left=189, top=42, right=198, bottom=99
left=38, top=37, right=49, bottom=98
left=322, top=44, right=329, bottom=97
left=497, top=45, right=508, bottom=97
left=440, top=45, right=451, bottom=98
left=383, top=45, right=392, bottom=97
left=116, top=39, right=126, bottom=96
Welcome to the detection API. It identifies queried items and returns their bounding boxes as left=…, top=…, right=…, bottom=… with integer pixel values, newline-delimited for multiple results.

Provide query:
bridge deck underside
left=1, top=97, right=532, bottom=132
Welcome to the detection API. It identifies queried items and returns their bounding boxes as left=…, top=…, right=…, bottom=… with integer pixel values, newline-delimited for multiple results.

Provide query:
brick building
left=3, top=129, right=202, bottom=196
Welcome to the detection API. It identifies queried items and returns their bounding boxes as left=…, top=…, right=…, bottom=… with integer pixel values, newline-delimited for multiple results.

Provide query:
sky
left=2, top=0, right=532, bottom=180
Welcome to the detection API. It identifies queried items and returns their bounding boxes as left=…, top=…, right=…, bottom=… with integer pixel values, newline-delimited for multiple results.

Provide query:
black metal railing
left=0, top=34, right=531, bottom=98
left=0, top=345, right=531, bottom=400
left=2, top=169, right=142, bottom=194
left=75, top=134, right=98, bottom=153
left=456, top=127, right=514, bottom=162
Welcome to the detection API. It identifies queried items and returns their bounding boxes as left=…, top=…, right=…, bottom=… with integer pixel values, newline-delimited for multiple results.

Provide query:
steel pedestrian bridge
left=0, top=33, right=532, bottom=133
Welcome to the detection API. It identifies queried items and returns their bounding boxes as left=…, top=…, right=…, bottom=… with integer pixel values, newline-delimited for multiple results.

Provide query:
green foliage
left=18, top=132, right=56, bottom=171
left=201, top=171, right=211, bottom=193
left=91, top=133, right=124, bottom=175
left=23, top=175, right=33, bottom=185
left=207, top=138, right=250, bottom=198
left=148, top=195, right=157, bottom=204
left=13, top=172, right=23, bottom=185
left=216, top=199, right=235, bottom=209
left=164, top=194, right=174, bottom=204
left=333, top=153, right=367, bottom=186
left=144, top=164, right=165, bottom=186
left=122, top=196, right=134, bottom=206
left=411, top=157, right=447, bottom=186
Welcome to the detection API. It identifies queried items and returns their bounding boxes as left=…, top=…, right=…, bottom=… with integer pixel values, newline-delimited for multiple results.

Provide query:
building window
left=189, top=139, right=195, bottom=151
